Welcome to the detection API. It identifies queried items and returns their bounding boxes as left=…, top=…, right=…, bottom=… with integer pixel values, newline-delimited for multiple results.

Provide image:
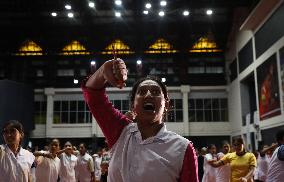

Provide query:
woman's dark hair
left=276, top=129, right=284, bottom=143
left=233, top=137, right=247, bottom=152
left=222, top=140, right=230, bottom=146
left=129, top=76, right=169, bottom=106
left=2, top=120, right=24, bottom=144
left=208, top=144, right=216, bottom=150
left=2, top=120, right=24, bottom=134
left=79, top=142, right=87, bottom=148
left=234, top=137, right=244, bottom=145
left=51, top=138, right=60, bottom=145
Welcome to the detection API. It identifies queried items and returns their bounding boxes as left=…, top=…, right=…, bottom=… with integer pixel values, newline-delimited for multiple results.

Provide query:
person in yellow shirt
left=208, top=137, right=257, bottom=182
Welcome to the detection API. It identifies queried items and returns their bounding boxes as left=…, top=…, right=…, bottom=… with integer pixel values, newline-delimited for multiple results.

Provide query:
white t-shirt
left=35, top=152, right=60, bottom=182
left=107, top=123, right=189, bottom=182
left=215, top=152, right=230, bottom=182
left=75, top=153, right=94, bottom=182
left=0, top=144, right=35, bottom=182
left=59, top=153, right=77, bottom=182
left=255, top=153, right=270, bottom=181
left=202, top=153, right=217, bottom=182
left=267, top=146, right=284, bottom=182
left=94, top=155, right=102, bottom=181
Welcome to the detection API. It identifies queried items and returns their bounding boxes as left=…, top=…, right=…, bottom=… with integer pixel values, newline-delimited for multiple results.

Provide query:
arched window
left=61, top=41, right=90, bottom=55
left=189, top=37, right=222, bottom=53
left=17, top=40, right=43, bottom=56
left=101, top=39, right=134, bottom=55
left=145, top=38, right=177, bottom=54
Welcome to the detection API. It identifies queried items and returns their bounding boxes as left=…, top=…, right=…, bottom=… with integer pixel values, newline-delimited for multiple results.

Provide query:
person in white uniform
left=202, top=144, right=217, bottom=182
left=58, top=141, right=77, bottom=182
left=93, top=148, right=104, bottom=182
left=34, top=138, right=61, bottom=182
left=0, top=120, right=35, bottom=182
left=82, top=59, right=199, bottom=182
left=75, top=143, right=95, bottom=182
left=216, top=141, right=231, bottom=182
left=266, top=129, right=284, bottom=182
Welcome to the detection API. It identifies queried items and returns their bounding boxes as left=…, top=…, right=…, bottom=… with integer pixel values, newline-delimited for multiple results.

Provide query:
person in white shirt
left=266, top=129, right=284, bottom=182
left=254, top=144, right=275, bottom=182
left=34, top=138, right=61, bottom=182
left=83, top=58, right=199, bottom=182
left=93, top=148, right=104, bottom=182
left=58, top=141, right=77, bottom=182
left=0, top=120, right=35, bottom=182
left=216, top=141, right=231, bottom=182
left=202, top=144, right=217, bottom=182
left=75, top=143, right=95, bottom=182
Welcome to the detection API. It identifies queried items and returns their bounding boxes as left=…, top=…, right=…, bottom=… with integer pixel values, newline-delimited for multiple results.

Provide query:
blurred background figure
left=58, top=141, right=77, bottom=182
left=266, top=129, right=284, bottom=182
left=202, top=144, right=217, bottom=182
left=0, top=120, right=35, bottom=181
left=76, top=143, right=95, bottom=182
left=34, top=138, right=61, bottom=182
left=216, top=141, right=231, bottom=182
left=198, top=147, right=207, bottom=182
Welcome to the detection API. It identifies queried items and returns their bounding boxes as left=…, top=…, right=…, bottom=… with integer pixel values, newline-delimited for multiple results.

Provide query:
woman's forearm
left=244, top=166, right=255, bottom=180
left=86, top=64, right=107, bottom=90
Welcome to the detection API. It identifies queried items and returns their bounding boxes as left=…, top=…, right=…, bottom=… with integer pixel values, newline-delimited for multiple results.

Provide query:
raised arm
left=82, top=59, right=131, bottom=148
left=208, top=159, right=224, bottom=167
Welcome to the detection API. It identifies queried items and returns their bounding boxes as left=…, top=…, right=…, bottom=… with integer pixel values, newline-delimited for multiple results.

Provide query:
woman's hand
left=103, top=59, right=128, bottom=89
left=85, top=58, right=128, bottom=90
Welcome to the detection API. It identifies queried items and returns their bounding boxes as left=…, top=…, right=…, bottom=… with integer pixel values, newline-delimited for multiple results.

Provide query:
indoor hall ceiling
left=0, top=0, right=259, bottom=54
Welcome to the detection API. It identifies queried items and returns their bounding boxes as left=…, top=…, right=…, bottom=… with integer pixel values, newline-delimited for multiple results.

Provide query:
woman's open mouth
left=143, top=103, right=155, bottom=112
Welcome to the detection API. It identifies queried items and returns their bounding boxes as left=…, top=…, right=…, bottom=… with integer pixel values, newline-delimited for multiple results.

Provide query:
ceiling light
left=74, top=79, right=79, bottom=84
left=206, top=9, right=213, bottom=15
left=115, top=11, right=121, bottom=17
left=136, top=60, right=142, bottom=65
left=88, top=2, right=95, bottom=8
left=161, top=78, right=166, bottom=82
left=145, top=3, right=151, bottom=9
left=91, top=61, right=96, bottom=65
left=115, top=0, right=122, bottom=6
left=143, top=10, right=149, bottom=15
left=160, top=1, right=167, bottom=6
left=159, top=11, right=165, bottom=17
left=183, top=10, right=189, bottom=16
left=51, top=12, right=57, bottom=17
left=65, top=4, right=72, bottom=10
left=67, top=12, right=74, bottom=18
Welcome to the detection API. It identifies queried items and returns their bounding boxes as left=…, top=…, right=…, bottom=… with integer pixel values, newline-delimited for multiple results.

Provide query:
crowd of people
left=196, top=130, right=284, bottom=182
left=1, top=58, right=284, bottom=182
left=0, top=120, right=110, bottom=182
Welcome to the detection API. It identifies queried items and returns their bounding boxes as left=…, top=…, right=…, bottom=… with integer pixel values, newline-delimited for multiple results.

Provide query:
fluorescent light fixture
left=91, top=61, right=96, bottom=65
left=160, top=1, right=167, bottom=6
left=145, top=3, right=151, bottom=9
left=65, top=4, right=72, bottom=10
left=115, top=0, right=122, bottom=6
left=183, top=10, right=189, bottom=16
left=67, top=12, right=74, bottom=18
left=161, top=78, right=166, bottom=82
left=89, top=2, right=95, bottom=8
left=206, top=9, right=213, bottom=15
left=74, top=79, right=79, bottom=84
left=143, top=10, right=149, bottom=15
left=159, top=11, right=165, bottom=17
left=136, top=60, right=142, bottom=65
left=51, top=12, right=57, bottom=17
left=115, top=11, right=121, bottom=17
